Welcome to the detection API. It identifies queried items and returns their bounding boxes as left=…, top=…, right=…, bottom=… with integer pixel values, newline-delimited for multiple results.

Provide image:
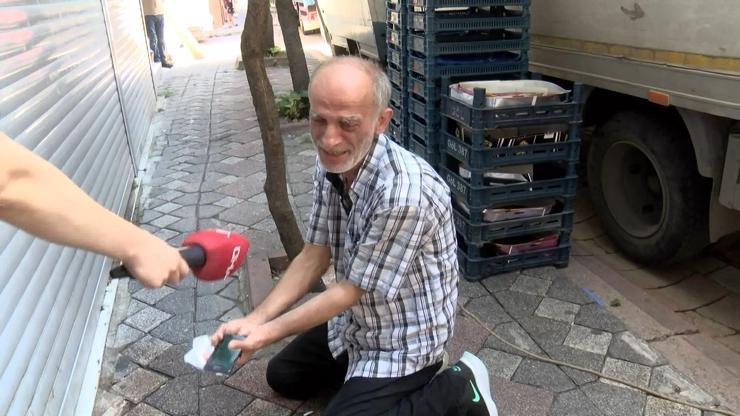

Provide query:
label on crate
left=445, top=172, right=469, bottom=198
left=446, top=137, right=469, bottom=159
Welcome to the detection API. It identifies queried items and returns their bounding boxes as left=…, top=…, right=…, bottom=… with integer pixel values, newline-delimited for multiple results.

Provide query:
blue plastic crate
left=408, top=135, right=439, bottom=166
left=409, top=32, right=529, bottom=57
left=388, top=65, right=404, bottom=89
left=410, top=9, right=529, bottom=33
left=442, top=166, right=578, bottom=209
left=387, top=47, right=404, bottom=69
left=409, top=0, right=530, bottom=8
left=454, top=206, right=573, bottom=245
left=409, top=117, right=439, bottom=143
left=387, top=26, right=404, bottom=51
left=409, top=76, right=440, bottom=103
left=442, top=90, right=581, bottom=131
left=409, top=52, right=528, bottom=79
left=389, top=10, right=403, bottom=28
left=441, top=131, right=581, bottom=170
left=457, top=238, right=570, bottom=281
left=391, top=86, right=404, bottom=108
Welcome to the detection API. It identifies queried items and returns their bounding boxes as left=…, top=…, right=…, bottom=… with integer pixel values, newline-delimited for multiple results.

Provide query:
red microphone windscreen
left=183, top=229, right=249, bottom=281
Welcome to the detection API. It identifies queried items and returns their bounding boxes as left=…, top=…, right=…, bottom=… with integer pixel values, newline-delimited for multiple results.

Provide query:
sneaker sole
left=460, top=351, right=498, bottom=416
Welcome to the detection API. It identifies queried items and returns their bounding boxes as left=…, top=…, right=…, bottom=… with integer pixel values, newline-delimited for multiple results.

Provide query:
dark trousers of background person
left=266, top=324, right=469, bottom=416
left=145, top=14, right=165, bottom=63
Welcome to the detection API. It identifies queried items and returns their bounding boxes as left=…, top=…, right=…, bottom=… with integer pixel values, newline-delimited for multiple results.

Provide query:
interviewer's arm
left=0, top=133, right=188, bottom=287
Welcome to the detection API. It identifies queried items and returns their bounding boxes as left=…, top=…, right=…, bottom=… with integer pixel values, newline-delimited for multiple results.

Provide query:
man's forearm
left=249, top=244, right=331, bottom=324
left=262, top=280, right=363, bottom=342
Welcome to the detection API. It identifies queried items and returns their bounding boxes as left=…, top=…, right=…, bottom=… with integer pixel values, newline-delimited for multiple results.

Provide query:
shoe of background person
left=161, top=60, right=173, bottom=68
left=452, top=351, right=498, bottom=416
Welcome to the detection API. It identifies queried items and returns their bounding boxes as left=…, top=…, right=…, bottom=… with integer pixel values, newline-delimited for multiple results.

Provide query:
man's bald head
left=308, top=57, right=391, bottom=115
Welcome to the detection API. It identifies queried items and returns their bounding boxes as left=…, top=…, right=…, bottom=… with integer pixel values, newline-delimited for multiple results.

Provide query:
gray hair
left=309, top=56, right=391, bottom=114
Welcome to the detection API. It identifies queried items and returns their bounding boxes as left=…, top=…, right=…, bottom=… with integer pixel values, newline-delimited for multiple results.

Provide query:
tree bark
left=275, top=0, right=310, bottom=91
left=241, top=0, right=304, bottom=260
left=262, top=3, right=275, bottom=51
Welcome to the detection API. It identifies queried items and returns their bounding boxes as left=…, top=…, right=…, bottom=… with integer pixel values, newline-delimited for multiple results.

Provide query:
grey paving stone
left=542, top=344, right=604, bottom=385
left=169, top=205, right=196, bottom=219
left=150, top=313, right=195, bottom=345
left=129, top=280, right=144, bottom=295
left=155, top=289, right=195, bottom=315
left=168, top=217, right=197, bottom=233
left=153, top=202, right=182, bottom=214
left=564, top=325, right=612, bottom=355
left=709, top=266, right=740, bottom=293
left=196, top=295, right=237, bottom=321
left=199, top=385, right=253, bottom=416
left=112, top=368, right=167, bottom=404
left=511, top=275, right=552, bottom=296
left=581, top=381, right=647, bottom=416
left=547, top=276, right=594, bottom=305
left=464, top=296, right=513, bottom=327
left=238, top=399, right=291, bottom=416
left=644, top=396, right=702, bottom=416
left=172, top=193, right=200, bottom=205
left=132, top=286, right=176, bottom=305
left=481, top=271, right=519, bottom=292
left=535, top=297, right=580, bottom=323
left=199, top=191, right=229, bottom=204
left=219, top=201, right=269, bottom=226
left=112, top=324, right=145, bottom=349
left=140, top=210, right=163, bottom=224
left=172, top=274, right=196, bottom=289
left=197, top=277, right=233, bottom=296
left=601, top=357, right=651, bottom=388
left=608, top=331, right=667, bottom=367
left=521, top=266, right=560, bottom=280
left=113, top=355, right=139, bottom=383
left=511, top=358, right=576, bottom=392
left=195, top=320, right=222, bottom=337
left=494, top=289, right=542, bottom=320
left=517, top=316, right=572, bottom=348
left=484, top=321, right=545, bottom=356
left=477, top=348, right=522, bottom=380
left=145, top=373, right=199, bottom=415
left=214, top=196, right=242, bottom=208
left=198, top=204, right=226, bottom=218
left=650, top=365, right=715, bottom=405
left=149, top=344, right=198, bottom=378
left=218, top=176, right=266, bottom=201
left=574, top=303, right=626, bottom=333
left=153, top=228, right=179, bottom=242
left=122, top=335, right=172, bottom=366
left=200, top=370, right=229, bottom=387
left=550, top=389, right=606, bottom=416
left=125, top=307, right=172, bottom=333
left=150, top=214, right=180, bottom=228
left=221, top=306, right=246, bottom=322
left=219, top=279, right=242, bottom=301
left=127, top=403, right=168, bottom=416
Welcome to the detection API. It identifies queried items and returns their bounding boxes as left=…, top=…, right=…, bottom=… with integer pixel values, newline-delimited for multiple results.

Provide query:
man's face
left=308, top=63, right=391, bottom=174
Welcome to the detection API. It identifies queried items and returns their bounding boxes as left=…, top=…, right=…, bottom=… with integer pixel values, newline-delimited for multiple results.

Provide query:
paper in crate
left=450, top=80, right=569, bottom=108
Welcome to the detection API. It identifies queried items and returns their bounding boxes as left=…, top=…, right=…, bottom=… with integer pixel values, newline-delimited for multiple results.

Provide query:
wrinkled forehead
left=309, top=63, right=375, bottom=110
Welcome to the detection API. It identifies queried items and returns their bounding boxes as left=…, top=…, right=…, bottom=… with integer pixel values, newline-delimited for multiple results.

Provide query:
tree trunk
left=241, top=0, right=303, bottom=260
left=262, top=3, right=275, bottom=51
left=275, top=0, right=310, bottom=91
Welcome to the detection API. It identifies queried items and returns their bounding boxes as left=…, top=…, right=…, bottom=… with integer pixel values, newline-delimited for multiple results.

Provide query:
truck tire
left=588, top=110, right=710, bottom=264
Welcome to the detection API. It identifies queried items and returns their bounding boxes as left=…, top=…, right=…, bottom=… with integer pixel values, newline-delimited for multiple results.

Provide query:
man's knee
left=265, top=355, right=311, bottom=400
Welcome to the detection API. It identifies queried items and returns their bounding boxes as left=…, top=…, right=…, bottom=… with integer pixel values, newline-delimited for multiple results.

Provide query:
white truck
left=315, top=0, right=740, bottom=264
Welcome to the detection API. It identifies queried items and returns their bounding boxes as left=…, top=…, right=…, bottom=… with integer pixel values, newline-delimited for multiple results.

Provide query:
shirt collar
left=347, top=134, right=387, bottom=200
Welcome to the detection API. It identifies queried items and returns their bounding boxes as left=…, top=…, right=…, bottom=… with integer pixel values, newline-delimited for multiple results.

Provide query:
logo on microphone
left=224, top=246, right=241, bottom=278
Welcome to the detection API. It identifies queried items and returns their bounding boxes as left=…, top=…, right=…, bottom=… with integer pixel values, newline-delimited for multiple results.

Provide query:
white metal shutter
left=0, top=0, right=135, bottom=414
left=105, top=0, right=156, bottom=168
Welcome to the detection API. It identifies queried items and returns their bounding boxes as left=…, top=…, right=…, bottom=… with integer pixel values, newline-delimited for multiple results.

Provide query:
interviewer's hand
left=121, top=231, right=190, bottom=288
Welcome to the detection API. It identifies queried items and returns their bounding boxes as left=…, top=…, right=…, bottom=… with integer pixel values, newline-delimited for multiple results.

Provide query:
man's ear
left=374, top=107, right=393, bottom=136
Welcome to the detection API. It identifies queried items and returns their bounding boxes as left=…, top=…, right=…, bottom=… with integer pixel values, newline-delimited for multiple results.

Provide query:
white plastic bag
left=184, top=335, right=215, bottom=370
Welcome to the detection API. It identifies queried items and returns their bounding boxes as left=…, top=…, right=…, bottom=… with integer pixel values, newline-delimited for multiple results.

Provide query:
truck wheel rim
left=601, top=141, right=666, bottom=238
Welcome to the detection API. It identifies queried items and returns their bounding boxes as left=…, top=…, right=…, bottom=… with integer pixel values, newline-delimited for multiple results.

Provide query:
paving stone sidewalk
left=93, top=57, right=734, bottom=416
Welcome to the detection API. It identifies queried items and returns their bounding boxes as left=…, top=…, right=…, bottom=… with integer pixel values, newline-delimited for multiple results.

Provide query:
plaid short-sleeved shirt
left=306, top=134, right=459, bottom=380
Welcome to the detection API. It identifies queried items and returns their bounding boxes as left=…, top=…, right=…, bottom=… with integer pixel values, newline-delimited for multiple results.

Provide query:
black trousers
left=266, top=324, right=467, bottom=416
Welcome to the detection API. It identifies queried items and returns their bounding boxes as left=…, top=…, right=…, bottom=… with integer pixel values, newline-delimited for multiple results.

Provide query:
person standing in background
left=142, top=0, right=173, bottom=68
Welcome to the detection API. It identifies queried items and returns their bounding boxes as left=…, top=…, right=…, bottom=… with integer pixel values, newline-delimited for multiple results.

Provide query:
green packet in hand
left=204, top=334, right=243, bottom=374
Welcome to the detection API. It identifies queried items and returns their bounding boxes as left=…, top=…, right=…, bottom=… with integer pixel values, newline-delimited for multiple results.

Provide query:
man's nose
left=320, top=123, right=343, bottom=148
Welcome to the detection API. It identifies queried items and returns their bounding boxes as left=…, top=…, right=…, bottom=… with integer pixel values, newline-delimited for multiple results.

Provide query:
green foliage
left=275, top=90, right=309, bottom=121
left=609, top=298, right=622, bottom=307
left=159, top=87, right=174, bottom=98
left=266, top=45, right=284, bottom=56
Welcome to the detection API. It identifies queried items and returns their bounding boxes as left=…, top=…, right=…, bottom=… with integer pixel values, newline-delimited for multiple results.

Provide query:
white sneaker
left=454, top=351, right=498, bottom=416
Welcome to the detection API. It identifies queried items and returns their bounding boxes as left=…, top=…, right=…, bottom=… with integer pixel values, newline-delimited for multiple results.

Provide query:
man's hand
left=121, top=232, right=190, bottom=288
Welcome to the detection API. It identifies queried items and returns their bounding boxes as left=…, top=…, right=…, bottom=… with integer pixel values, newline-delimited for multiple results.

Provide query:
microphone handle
left=109, top=245, right=206, bottom=279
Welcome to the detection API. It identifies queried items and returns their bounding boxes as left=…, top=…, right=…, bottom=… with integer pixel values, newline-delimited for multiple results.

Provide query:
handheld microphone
left=110, top=229, right=249, bottom=281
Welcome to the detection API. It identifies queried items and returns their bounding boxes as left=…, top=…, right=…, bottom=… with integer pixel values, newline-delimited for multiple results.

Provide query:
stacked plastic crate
left=386, top=0, right=407, bottom=145
left=441, top=81, right=583, bottom=280
left=404, top=0, right=530, bottom=168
